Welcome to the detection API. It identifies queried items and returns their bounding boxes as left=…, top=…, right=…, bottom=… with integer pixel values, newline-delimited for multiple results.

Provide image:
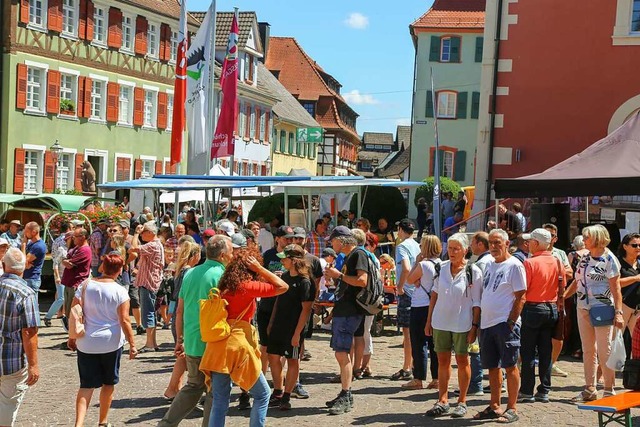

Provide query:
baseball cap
left=328, top=225, right=352, bottom=241
left=9, top=220, right=21, bottom=227
left=240, top=228, right=256, bottom=242
left=119, top=220, right=130, bottom=229
left=396, top=218, right=415, bottom=233
left=277, top=244, right=305, bottom=259
left=522, top=228, right=552, bottom=245
left=231, top=233, right=247, bottom=249
left=202, top=229, right=215, bottom=238
left=321, top=247, right=337, bottom=258
left=97, top=218, right=109, bottom=225
left=217, top=221, right=235, bottom=236
left=275, top=225, right=293, bottom=237
left=292, top=227, right=306, bottom=238
left=340, top=209, right=349, bottom=217
left=0, top=238, right=9, bottom=246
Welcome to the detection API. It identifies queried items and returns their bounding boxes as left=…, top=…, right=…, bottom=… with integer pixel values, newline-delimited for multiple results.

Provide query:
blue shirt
left=335, top=253, right=346, bottom=271
left=0, top=232, right=21, bottom=249
left=0, top=273, right=38, bottom=375
left=23, top=239, right=46, bottom=280
left=395, top=238, right=421, bottom=297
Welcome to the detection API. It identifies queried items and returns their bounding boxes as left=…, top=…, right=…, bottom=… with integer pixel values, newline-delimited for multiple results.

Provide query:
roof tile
left=411, top=0, right=485, bottom=29
left=189, top=11, right=259, bottom=49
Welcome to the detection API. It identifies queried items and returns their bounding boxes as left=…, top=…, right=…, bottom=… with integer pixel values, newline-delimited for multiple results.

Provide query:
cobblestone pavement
left=16, top=310, right=640, bottom=426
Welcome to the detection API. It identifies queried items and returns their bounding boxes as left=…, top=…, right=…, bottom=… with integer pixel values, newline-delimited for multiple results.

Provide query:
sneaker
left=326, top=392, right=354, bottom=408
left=425, top=402, right=451, bottom=417
left=454, top=388, right=484, bottom=396
left=238, top=392, right=251, bottom=410
left=551, top=364, right=568, bottom=377
left=44, top=318, right=52, bottom=327
left=136, top=325, right=146, bottom=335
left=268, top=393, right=283, bottom=407
left=279, top=398, right=292, bottom=411
left=62, top=316, right=69, bottom=331
left=450, top=403, right=467, bottom=418
left=534, top=392, right=550, bottom=403
left=353, top=369, right=363, bottom=380
left=401, top=379, right=423, bottom=390
left=518, top=393, right=535, bottom=403
left=328, top=395, right=352, bottom=415
left=291, top=383, right=309, bottom=399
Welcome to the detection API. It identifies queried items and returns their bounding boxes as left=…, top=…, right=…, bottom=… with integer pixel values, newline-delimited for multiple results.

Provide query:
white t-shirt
left=319, top=258, right=328, bottom=292
left=412, top=258, right=441, bottom=307
left=76, top=279, right=130, bottom=354
left=480, top=256, right=527, bottom=329
left=431, top=261, right=483, bottom=333
left=474, top=252, right=494, bottom=275
left=395, top=238, right=421, bottom=298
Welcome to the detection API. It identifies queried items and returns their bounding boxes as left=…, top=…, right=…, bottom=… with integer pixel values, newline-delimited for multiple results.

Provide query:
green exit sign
left=297, top=127, right=323, bottom=143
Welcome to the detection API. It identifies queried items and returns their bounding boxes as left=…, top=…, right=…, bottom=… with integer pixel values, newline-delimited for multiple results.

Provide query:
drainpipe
left=485, top=0, right=504, bottom=210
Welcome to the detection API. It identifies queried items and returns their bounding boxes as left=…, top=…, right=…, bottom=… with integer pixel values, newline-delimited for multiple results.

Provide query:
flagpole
left=203, top=0, right=216, bottom=225
left=430, top=67, right=442, bottom=239
left=228, top=7, right=238, bottom=215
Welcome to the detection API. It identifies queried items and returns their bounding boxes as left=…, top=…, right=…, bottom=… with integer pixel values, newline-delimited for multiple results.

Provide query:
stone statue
left=81, top=161, right=96, bottom=194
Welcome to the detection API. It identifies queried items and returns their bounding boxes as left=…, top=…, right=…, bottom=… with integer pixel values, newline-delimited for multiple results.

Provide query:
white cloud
left=344, top=12, right=369, bottom=29
left=343, top=89, right=380, bottom=105
left=395, top=118, right=411, bottom=126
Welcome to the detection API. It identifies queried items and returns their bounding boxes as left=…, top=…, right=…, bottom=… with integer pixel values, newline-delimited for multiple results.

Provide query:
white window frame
left=162, top=157, right=170, bottom=174
left=121, top=13, right=134, bottom=53
left=140, top=155, right=156, bottom=178
left=147, top=21, right=160, bottom=59
left=55, top=148, right=78, bottom=192
left=249, top=107, right=256, bottom=139
left=22, top=144, right=46, bottom=194
left=142, top=85, right=158, bottom=129
left=25, top=60, right=49, bottom=115
left=117, top=79, right=135, bottom=126
left=259, top=109, right=266, bottom=141
left=113, top=152, right=133, bottom=181
left=239, top=101, right=246, bottom=141
left=28, top=0, right=48, bottom=31
left=170, top=29, right=178, bottom=63
left=166, top=90, right=174, bottom=131
left=58, top=67, right=79, bottom=119
left=436, top=91, right=457, bottom=119
left=92, top=3, right=107, bottom=46
left=614, top=0, right=640, bottom=44
left=440, top=37, right=452, bottom=62
left=89, top=73, right=108, bottom=123
left=61, top=0, right=79, bottom=38
left=442, top=150, right=455, bottom=179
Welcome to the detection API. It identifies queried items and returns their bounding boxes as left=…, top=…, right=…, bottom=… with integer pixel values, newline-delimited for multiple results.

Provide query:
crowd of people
left=1, top=201, right=639, bottom=426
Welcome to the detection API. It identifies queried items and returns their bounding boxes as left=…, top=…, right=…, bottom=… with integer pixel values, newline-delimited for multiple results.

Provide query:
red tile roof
left=411, top=0, right=486, bottom=30
left=120, top=0, right=199, bottom=25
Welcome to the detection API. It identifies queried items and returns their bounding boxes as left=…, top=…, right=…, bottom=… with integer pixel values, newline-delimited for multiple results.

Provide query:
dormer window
left=244, top=53, right=254, bottom=82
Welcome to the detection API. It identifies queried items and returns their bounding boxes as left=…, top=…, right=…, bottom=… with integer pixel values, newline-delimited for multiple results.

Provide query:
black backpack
left=353, top=249, right=385, bottom=315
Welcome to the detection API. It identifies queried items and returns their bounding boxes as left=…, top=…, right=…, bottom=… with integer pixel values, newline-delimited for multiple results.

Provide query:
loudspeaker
left=578, top=222, right=621, bottom=253
left=529, top=203, right=571, bottom=251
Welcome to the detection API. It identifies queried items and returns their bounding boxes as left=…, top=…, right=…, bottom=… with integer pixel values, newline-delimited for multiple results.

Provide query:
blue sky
left=190, top=0, right=434, bottom=137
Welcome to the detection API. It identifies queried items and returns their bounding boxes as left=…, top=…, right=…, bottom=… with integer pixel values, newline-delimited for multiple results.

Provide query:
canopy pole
left=284, top=187, right=289, bottom=226
left=495, top=198, right=500, bottom=226
left=301, top=191, right=307, bottom=228
left=204, top=189, right=209, bottom=229
left=585, top=196, right=589, bottom=223
left=308, top=193, right=312, bottom=231
left=357, top=188, right=362, bottom=220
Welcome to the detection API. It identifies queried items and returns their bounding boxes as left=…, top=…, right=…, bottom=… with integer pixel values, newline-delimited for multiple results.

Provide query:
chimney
left=258, top=22, right=270, bottom=63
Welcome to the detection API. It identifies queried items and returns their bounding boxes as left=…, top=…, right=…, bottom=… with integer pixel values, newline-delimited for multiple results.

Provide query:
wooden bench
left=578, top=391, right=640, bottom=427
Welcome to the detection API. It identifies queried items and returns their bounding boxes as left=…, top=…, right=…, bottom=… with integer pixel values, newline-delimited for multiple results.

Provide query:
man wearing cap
left=323, top=226, right=369, bottom=415
left=90, top=219, right=108, bottom=277
left=240, top=229, right=258, bottom=250
left=1, top=220, right=22, bottom=249
left=217, top=220, right=236, bottom=237
left=23, top=222, right=47, bottom=323
left=230, top=233, right=247, bottom=252
left=519, top=228, right=565, bottom=403
left=306, top=219, right=327, bottom=258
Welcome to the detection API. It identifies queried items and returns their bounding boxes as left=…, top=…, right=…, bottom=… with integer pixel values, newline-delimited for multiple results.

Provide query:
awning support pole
left=357, top=188, right=362, bottom=219
left=284, top=187, right=289, bottom=226
left=307, top=192, right=312, bottom=230
left=204, top=190, right=209, bottom=228
left=495, top=198, right=500, bottom=224
left=585, top=196, right=589, bottom=223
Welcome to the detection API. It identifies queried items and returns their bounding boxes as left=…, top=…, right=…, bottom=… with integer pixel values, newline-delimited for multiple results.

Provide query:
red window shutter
left=116, top=157, right=124, bottom=181
left=244, top=105, right=251, bottom=138
left=106, top=82, right=119, bottom=122
left=155, top=160, right=163, bottom=175
left=134, top=159, right=142, bottom=179
left=16, top=63, right=27, bottom=110
left=261, top=164, right=267, bottom=176
left=107, top=7, right=122, bottom=48
left=14, top=148, right=26, bottom=194
left=134, top=16, right=148, bottom=55
left=264, top=110, right=270, bottom=143
left=164, top=160, right=171, bottom=175
left=133, top=87, right=144, bottom=126
left=85, top=0, right=95, bottom=40
left=157, top=92, right=167, bottom=129
left=46, top=70, right=61, bottom=115
left=43, top=151, right=56, bottom=193
left=81, top=77, right=93, bottom=118
left=48, top=0, right=62, bottom=32
left=20, top=0, right=29, bottom=25
left=74, top=153, right=84, bottom=191
left=79, top=0, right=87, bottom=39
left=123, top=157, right=131, bottom=180
left=160, top=23, right=170, bottom=61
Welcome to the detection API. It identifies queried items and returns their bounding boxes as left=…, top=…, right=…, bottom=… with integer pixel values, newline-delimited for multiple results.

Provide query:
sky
left=189, top=0, right=434, bottom=137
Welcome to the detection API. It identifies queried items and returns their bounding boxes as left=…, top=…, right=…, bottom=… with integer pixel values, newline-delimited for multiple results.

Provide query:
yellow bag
left=199, top=288, right=231, bottom=343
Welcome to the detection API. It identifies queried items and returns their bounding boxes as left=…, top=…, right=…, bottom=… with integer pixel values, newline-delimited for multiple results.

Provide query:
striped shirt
left=0, top=273, right=38, bottom=376
left=135, top=239, right=164, bottom=293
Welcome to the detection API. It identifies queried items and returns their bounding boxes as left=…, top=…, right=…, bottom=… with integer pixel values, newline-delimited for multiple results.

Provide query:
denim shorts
left=77, top=347, right=123, bottom=388
left=139, top=287, right=157, bottom=328
left=397, top=294, right=411, bottom=328
left=480, top=321, right=521, bottom=369
left=331, top=315, right=364, bottom=353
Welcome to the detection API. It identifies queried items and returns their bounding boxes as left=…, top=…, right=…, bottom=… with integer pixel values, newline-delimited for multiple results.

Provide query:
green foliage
left=350, top=186, right=407, bottom=225
left=414, top=177, right=462, bottom=208
left=51, top=188, right=83, bottom=195
left=60, top=98, right=75, bottom=112
left=247, top=193, right=303, bottom=223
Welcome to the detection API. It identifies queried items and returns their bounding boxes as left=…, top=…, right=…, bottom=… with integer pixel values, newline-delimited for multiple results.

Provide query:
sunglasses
left=108, top=229, right=118, bottom=233
left=629, top=243, right=640, bottom=248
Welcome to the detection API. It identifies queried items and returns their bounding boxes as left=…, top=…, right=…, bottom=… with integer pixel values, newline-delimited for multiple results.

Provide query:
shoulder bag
left=583, top=254, right=616, bottom=327
left=69, top=279, right=89, bottom=339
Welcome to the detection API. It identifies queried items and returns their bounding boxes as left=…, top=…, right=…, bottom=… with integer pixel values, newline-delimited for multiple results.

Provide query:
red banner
left=170, top=0, right=188, bottom=165
left=211, top=11, right=239, bottom=159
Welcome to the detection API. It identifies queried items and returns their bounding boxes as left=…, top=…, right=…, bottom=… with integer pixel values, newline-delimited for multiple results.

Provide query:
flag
left=185, top=3, right=214, bottom=165
left=211, top=10, right=239, bottom=159
left=170, top=0, right=188, bottom=165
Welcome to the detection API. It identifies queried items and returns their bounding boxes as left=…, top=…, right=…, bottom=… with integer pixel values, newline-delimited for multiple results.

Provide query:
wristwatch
left=615, top=310, right=624, bottom=315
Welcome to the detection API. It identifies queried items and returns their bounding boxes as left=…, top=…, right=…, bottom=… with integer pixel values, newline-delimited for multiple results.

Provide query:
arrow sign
left=297, top=127, right=323, bottom=143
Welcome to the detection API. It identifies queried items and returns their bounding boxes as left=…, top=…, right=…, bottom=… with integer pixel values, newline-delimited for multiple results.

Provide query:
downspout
left=485, top=0, right=504, bottom=210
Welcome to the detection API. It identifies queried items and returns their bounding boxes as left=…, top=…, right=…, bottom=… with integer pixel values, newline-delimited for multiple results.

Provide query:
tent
left=494, top=113, right=640, bottom=198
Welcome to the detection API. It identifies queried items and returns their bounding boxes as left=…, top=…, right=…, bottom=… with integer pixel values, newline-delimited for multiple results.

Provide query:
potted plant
left=59, top=99, right=75, bottom=116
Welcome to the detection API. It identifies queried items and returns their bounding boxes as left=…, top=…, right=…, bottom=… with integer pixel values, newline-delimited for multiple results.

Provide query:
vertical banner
left=170, top=0, right=188, bottom=165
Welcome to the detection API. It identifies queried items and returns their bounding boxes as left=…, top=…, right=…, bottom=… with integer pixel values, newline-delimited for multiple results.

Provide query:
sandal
left=401, top=379, right=423, bottom=390
left=473, top=406, right=501, bottom=420
left=571, top=389, right=597, bottom=403
left=390, top=369, right=412, bottom=381
left=362, top=367, right=372, bottom=378
left=496, top=409, right=519, bottom=424
left=426, top=379, right=439, bottom=389
left=425, top=402, right=450, bottom=417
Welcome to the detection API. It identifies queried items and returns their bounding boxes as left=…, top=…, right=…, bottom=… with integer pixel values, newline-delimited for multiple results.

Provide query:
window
left=443, top=151, right=454, bottom=179
left=238, top=102, right=245, bottom=138
left=441, top=37, right=451, bottom=62
left=24, top=150, right=40, bottom=193
left=170, top=30, right=178, bottom=62
left=93, top=5, right=106, bottom=44
left=121, top=14, right=133, bottom=51
left=437, top=91, right=457, bottom=118
left=249, top=108, right=256, bottom=138
left=288, top=132, right=295, bottom=154
left=26, top=66, right=45, bottom=113
left=166, top=93, right=174, bottom=131
left=359, top=160, right=372, bottom=172
left=29, top=0, right=46, bottom=28
left=62, top=0, right=77, bottom=36
left=280, top=130, right=286, bottom=152
left=302, top=102, right=315, bottom=117
left=244, top=53, right=254, bottom=82
left=143, top=89, right=157, bottom=128
left=59, top=73, right=77, bottom=115
left=90, top=79, right=106, bottom=120
left=118, top=85, right=133, bottom=125
left=56, top=153, right=72, bottom=191
left=147, top=22, right=159, bottom=58
left=141, top=159, right=154, bottom=178
left=634, top=0, right=640, bottom=31
left=259, top=110, right=266, bottom=141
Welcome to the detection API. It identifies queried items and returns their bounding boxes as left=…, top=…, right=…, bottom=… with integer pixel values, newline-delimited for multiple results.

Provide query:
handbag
left=553, top=258, right=566, bottom=340
left=68, top=280, right=89, bottom=339
left=623, top=359, right=640, bottom=390
left=199, top=288, right=251, bottom=343
left=582, top=254, right=616, bottom=327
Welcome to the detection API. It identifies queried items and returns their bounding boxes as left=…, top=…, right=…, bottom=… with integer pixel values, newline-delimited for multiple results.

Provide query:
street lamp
left=50, top=140, right=63, bottom=192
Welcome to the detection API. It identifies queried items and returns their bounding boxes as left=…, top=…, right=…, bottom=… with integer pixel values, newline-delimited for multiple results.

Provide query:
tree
left=414, top=177, right=462, bottom=208
left=247, top=193, right=303, bottom=223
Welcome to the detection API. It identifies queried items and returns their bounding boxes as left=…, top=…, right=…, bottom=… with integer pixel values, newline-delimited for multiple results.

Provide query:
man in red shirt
left=519, top=228, right=564, bottom=403
left=61, top=228, right=92, bottom=333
